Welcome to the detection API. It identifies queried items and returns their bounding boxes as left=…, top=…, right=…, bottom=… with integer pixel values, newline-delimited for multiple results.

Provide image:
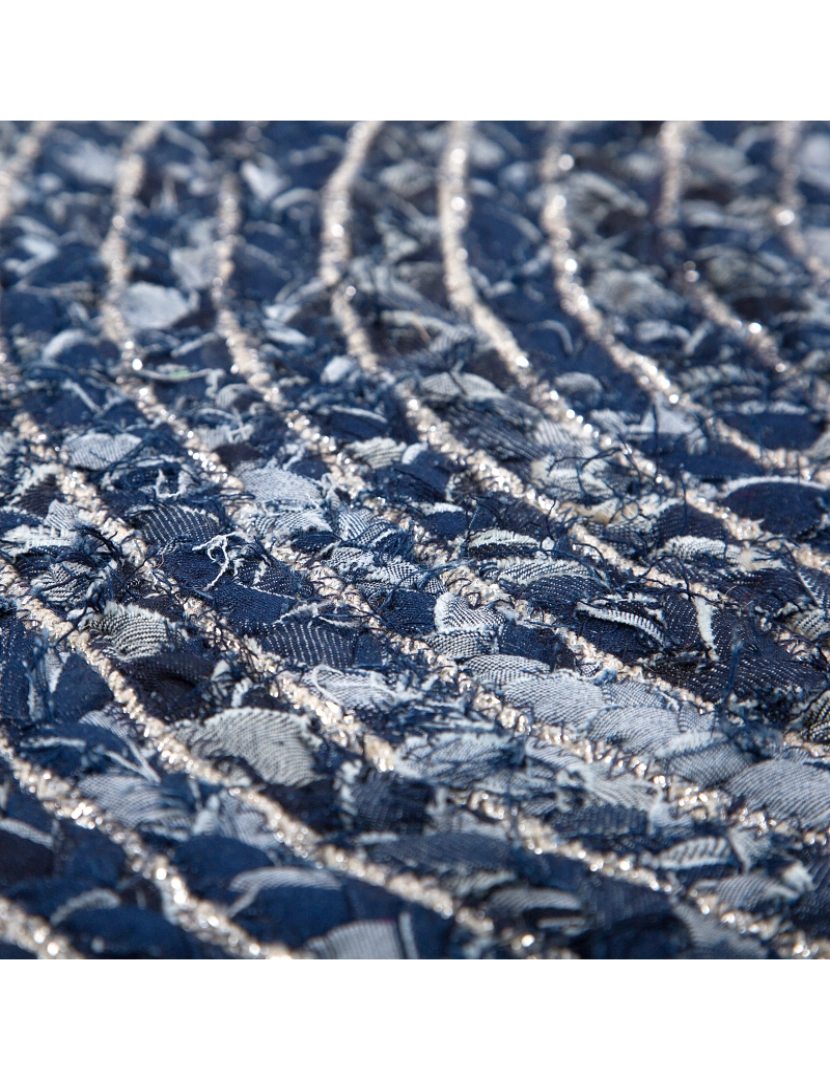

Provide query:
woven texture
left=1, top=120, right=830, bottom=959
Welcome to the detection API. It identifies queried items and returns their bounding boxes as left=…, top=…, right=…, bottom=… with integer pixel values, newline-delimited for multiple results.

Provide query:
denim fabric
left=1, top=121, right=830, bottom=958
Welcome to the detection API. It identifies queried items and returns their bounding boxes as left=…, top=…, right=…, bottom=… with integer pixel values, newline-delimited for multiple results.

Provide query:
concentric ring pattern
left=2, top=120, right=830, bottom=959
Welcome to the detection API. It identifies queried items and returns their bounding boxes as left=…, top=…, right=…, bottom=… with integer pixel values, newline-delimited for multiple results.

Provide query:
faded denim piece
left=1, top=121, right=830, bottom=959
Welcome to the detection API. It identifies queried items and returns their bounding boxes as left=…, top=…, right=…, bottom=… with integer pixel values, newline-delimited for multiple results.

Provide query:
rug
left=1, top=120, right=829, bottom=959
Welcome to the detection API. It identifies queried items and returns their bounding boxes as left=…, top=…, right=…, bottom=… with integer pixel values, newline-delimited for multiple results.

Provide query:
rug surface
left=1, top=120, right=830, bottom=959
